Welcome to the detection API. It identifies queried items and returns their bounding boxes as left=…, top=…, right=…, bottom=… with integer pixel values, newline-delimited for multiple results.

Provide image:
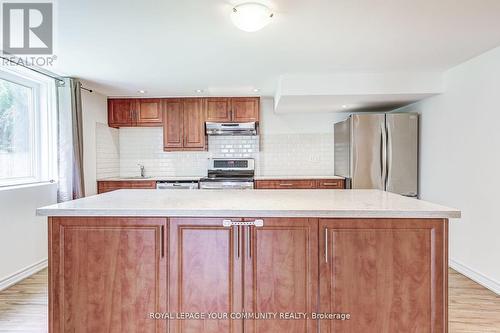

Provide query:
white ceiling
left=53, top=0, right=500, bottom=98
left=274, top=72, right=444, bottom=112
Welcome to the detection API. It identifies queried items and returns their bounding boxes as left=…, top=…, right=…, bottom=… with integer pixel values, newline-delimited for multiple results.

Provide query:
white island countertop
left=37, top=189, right=460, bottom=219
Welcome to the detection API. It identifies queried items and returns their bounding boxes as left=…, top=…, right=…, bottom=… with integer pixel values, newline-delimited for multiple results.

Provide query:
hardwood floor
left=0, top=268, right=498, bottom=332
left=449, top=269, right=500, bottom=332
left=0, top=269, right=47, bottom=333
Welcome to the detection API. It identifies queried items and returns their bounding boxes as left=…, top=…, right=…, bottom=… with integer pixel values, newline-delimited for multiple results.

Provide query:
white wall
left=81, top=89, right=111, bottom=195
left=0, top=183, right=57, bottom=289
left=259, top=98, right=346, bottom=176
left=397, top=46, right=500, bottom=294
left=96, top=123, right=120, bottom=179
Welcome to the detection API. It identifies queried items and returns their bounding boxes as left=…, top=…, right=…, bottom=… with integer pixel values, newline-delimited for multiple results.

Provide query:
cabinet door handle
left=223, top=219, right=264, bottom=227
left=246, top=226, right=252, bottom=259
left=235, top=225, right=240, bottom=259
left=161, top=225, right=165, bottom=258
left=324, top=227, right=328, bottom=263
left=223, top=220, right=242, bottom=259
left=279, top=183, right=293, bottom=186
left=323, top=182, right=338, bottom=186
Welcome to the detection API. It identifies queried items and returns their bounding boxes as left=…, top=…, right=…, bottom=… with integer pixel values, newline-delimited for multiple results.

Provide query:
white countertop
left=37, top=189, right=460, bottom=219
left=254, top=175, right=344, bottom=180
left=99, top=176, right=344, bottom=181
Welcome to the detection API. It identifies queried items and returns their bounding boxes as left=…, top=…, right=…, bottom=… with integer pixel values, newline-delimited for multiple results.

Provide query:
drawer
left=316, top=179, right=345, bottom=189
left=255, top=179, right=316, bottom=189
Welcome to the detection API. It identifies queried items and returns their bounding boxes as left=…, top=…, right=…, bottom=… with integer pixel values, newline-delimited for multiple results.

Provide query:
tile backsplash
left=119, top=128, right=208, bottom=177
left=208, top=136, right=259, bottom=158
left=259, top=133, right=334, bottom=176
left=97, top=127, right=335, bottom=178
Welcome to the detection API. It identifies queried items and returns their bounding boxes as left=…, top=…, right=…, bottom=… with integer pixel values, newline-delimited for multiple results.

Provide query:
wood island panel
left=318, top=218, right=447, bottom=333
left=168, top=218, right=243, bottom=333
left=48, top=217, right=167, bottom=333
left=243, top=218, right=318, bottom=333
left=46, top=215, right=448, bottom=333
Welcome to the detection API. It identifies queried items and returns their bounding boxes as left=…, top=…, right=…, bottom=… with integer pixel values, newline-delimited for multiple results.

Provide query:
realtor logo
left=2, top=2, right=53, bottom=54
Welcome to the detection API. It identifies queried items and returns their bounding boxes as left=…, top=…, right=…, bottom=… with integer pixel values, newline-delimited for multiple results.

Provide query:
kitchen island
left=37, top=189, right=460, bottom=333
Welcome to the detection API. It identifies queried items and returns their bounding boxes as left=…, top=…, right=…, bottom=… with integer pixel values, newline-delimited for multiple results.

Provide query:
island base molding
left=48, top=216, right=448, bottom=333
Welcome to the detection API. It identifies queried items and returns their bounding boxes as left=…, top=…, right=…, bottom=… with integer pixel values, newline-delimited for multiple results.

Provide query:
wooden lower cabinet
left=318, top=218, right=447, bottom=333
left=97, top=180, right=157, bottom=194
left=48, top=217, right=167, bottom=333
left=255, top=179, right=345, bottom=189
left=255, top=179, right=316, bottom=189
left=316, top=179, right=344, bottom=189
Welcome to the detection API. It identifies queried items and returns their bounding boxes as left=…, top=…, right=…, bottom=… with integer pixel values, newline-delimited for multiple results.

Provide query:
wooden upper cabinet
left=205, top=97, right=260, bottom=123
left=183, top=98, right=207, bottom=149
left=136, top=98, right=163, bottom=125
left=163, top=98, right=207, bottom=151
left=49, top=217, right=167, bottom=333
left=163, top=99, right=184, bottom=150
left=108, top=98, right=162, bottom=127
left=244, top=218, right=318, bottom=333
left=231, top=97, right=259, bottom=122
left=169, top=218, right=243, bottom=333
left=108, top=99, right=135, bottom=127
left=319, top=219, right=447, bottom=333
left=206, top=98, right=232, bottom=122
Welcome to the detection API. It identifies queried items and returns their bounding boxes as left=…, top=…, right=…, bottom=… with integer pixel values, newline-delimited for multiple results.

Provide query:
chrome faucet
left=137, top=164, right=145, bottom=178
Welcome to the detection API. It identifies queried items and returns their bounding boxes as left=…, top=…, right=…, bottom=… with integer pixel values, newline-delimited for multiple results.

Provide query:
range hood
left=205, top=122, right=257, bottom=136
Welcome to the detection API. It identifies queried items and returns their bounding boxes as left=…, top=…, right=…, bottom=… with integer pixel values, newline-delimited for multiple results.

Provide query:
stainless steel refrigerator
left=334, top=113, right=419, bottom=197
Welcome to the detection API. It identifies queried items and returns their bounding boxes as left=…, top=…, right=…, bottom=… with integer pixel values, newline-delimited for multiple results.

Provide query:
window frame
left=0, top=67, right=57, bottom=187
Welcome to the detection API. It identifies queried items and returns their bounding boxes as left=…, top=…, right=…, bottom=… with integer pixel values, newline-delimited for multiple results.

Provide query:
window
left=0, top=67, right=57, bottom=187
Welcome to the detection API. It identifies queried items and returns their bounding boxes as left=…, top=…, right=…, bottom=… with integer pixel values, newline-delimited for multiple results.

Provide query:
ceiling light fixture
left=342, top=105, right=348, bottom=109
left=252, top=88, right=260, bottom=92
left=231, top=3, right=274, bottom=32
left=138, top=90, right=146, bottom=94
left=195, top=89, right=203, bottom=93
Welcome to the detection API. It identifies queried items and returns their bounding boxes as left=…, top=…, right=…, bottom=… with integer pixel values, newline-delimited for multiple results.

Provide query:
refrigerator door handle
left=386, top=121, right=392, bottom=190
left=381, top=121, right=388, bottom=190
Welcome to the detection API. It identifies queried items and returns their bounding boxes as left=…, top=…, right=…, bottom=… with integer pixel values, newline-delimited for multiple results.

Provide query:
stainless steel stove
left=199, top=158, right=255, bottom=190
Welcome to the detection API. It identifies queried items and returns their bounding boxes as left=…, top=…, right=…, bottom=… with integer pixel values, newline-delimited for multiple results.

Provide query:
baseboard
left=450, top=258, right=500, bottom=295
left=0, top=259, right=48, bottom=292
